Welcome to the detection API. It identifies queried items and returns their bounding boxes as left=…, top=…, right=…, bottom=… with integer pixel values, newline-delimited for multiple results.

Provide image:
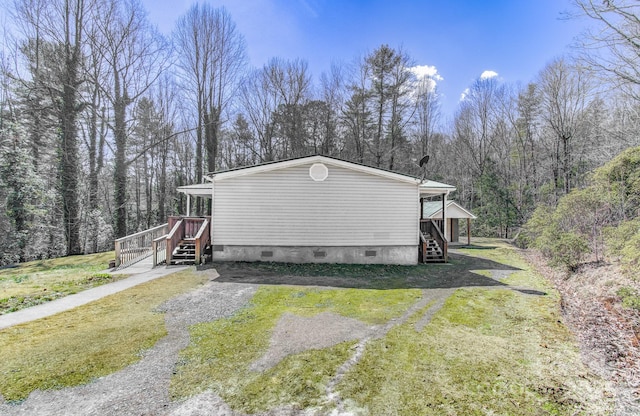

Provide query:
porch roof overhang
left=419, top=179, right=456, bottom=196
left=176, top=183, right=213, bottom=198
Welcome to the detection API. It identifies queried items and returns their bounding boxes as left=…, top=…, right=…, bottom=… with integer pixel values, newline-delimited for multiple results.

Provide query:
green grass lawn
left=0, top=269, right=207, bottom=402
left=337, top=288, right=608, bottom=415
left=177, top=240, right=613, bottom=415
left=0, top=251, right=125, bottom=314
left=333, top=241, right=612, bottom=415
left=0, top=240, right=614, bottom=414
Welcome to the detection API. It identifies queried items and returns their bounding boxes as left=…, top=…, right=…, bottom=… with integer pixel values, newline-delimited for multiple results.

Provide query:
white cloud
left=460, top=88, right=470, bottom=101
left=480, top=70, right=498, bottom=79
left=410, top=65, right=443, bottom=82
left=419, top=77, right=438, bottom=93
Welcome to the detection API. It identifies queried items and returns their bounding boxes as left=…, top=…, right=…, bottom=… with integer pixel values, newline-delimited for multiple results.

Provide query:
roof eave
left=176, top=183, right=213, bottom=198
left=212, top=155, right=421, bottom=184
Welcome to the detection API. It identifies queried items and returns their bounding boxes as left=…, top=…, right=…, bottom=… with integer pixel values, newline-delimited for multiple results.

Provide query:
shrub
left=546, top=232, right=590, bottom=272
left=616, top=287, right=640, bottom=311
left=515, top=205, right=553, bottom=249
left=519, top=146, right=640, bottom=274
left=603, top=218, right=640, bottom=277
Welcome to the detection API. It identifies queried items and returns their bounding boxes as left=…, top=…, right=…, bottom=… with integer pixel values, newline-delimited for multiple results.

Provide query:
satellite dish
left=419, top=155, right=430, bottom=182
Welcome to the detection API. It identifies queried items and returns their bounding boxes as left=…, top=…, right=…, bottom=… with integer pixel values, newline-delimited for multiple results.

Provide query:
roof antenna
left=419, top=155, right=430, bottom=181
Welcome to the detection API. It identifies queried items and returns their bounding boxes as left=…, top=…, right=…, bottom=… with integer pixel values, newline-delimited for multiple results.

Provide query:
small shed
left=423, top=200, right=476, bottom=244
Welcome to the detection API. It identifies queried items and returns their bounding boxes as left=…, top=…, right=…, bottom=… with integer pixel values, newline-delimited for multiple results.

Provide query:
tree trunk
left=113, top=71, right=128, bottom=238
left=60, top=40, right=82, bottom=255
left=563, top=136, right=571, bottom=195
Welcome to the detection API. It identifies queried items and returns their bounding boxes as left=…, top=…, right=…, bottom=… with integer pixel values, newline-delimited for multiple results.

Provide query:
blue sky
left=146, top=0, right=586, bottom=119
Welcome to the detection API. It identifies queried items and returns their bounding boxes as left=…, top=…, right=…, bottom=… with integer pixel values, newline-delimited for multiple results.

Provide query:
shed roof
left=423, top=200, right=477, bottom=219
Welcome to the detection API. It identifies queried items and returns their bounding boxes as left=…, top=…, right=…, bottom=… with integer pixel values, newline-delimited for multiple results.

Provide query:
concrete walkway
left=0, top=258, right=189, bottom=330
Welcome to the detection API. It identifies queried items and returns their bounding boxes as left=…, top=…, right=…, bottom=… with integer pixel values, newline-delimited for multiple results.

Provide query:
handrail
left=114, top=223, right=168, bottom=244
left=429, top=219, right=448, bottom=262
left=165, top=219, right=184, bottom=266
left=419, top=219, right=448, bottom=263
left=152, top=235, right=168, bottom=267
left=115, top=216, right=212, bottom=268
left=193, top=219, right=210, bottom=264
left=114, top=223, right=169, bottom=268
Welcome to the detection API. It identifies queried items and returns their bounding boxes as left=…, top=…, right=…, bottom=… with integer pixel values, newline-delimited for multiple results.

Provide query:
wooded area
left=0, top=0, right=638, bottom=264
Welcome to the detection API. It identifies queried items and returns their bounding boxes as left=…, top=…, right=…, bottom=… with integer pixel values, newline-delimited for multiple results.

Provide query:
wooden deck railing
left=114, top=223, right=169, bottom=268
left=117, top=216, right=212, bottom=269
left=193, top=218, right=210, bottom=264
left=420, top=219, right=448, bottom=262
left=152, top=235, right=167, bottom=267
left=165, top=218, right=185, bottom=265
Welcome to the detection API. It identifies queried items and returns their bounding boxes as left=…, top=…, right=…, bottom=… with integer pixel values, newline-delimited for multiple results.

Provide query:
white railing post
left=115, top=240, right=122, bottom=267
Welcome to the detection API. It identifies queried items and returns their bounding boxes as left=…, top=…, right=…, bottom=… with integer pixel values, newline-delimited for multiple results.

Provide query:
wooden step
left=421, top=236, right=445, bottom=263
left=170, top=240, right=197, bottom=265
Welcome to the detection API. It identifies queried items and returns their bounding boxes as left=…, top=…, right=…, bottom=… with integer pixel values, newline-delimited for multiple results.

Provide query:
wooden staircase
left=151, top=216, right=210, bottom=267
left=421, top=232, right=445, bottom=262
left=114, top=216, right=211, bottom=269
left=170, top=239, right=197, bottom=265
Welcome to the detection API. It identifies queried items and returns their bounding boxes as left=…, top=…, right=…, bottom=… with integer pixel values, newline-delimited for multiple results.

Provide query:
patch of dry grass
left=0, top=269, right=207, bottom=402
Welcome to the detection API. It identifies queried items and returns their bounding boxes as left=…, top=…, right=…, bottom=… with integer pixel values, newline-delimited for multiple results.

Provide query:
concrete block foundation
left=211, top=245, right=418, bottom=265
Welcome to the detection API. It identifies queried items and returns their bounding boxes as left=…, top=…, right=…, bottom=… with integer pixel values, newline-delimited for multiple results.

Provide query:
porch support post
left=467, top=218, right=471, bottom=245
left=442, top=192, right=448, bottom=241
left=186, top=194, right=191, bottom=216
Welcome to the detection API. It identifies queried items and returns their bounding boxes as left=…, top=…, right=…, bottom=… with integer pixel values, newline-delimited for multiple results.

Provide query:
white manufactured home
left=180, top=155, right=457, bottom=265
left=114, top=155, right=463, bottom=268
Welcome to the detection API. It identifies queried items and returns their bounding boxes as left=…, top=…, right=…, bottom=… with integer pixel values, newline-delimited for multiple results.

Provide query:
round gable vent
left=309, top=163, right=329, bottom=181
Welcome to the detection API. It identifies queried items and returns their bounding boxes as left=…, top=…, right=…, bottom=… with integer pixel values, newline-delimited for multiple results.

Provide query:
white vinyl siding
left=212, top=163, right=418, bottom=246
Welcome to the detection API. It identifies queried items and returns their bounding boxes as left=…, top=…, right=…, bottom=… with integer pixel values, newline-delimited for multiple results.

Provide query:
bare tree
left=317, top=63, right=346, bottom=156
left=268, top=58, right=312, bottom=157
left=174, top=4, right=246, bottom=197
left=239, top=66, right=280, bottom=162
left=90, top=0, right=169, bottom=238
left=453, top=76, right=502, bottom=177
left=414, top=74, right=441, bottom=166
left=238, top=58, right=311, bottom=161
left=80, top=19, right=109, bottom=253
left=574, top=0, right=640, bottom=99
left=538, top=57, right=591, bottom=197
left=153, top=75, right=179, bottom=223
left=342, top=56, right=372, bottom=163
